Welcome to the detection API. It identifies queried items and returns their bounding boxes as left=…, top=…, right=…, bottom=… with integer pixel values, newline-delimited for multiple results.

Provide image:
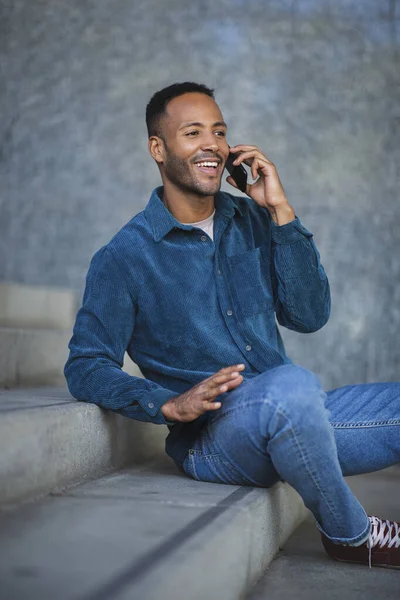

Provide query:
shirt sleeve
left=64, top=246, right=179, bottom=425
left=270, top=217, right=331, bottom=333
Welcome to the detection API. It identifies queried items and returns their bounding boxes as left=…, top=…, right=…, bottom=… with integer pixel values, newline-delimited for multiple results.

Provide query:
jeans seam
left=216, top=453, right=257, bottom=484
left=189, top=453, right=200, bottom=481
left=190, top=450, right=219, bottom=457
left=191, top=445, right=252, bottom=484
left=274, top=403, right=345, bottom=533
left=204, top=420, right=273, bottom=486
left=214, top=455, right=246, bottom=481
left=331, top=419, right=400, bottom=428
left=189, top=450, right=247, bottom=485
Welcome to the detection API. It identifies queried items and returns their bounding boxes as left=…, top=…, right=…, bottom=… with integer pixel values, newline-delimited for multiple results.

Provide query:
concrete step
left=0, top=387, right=167, bottom=508
left=0, top=281, right=143, bottom=386
left=0, top=281, right=76, bottom=330
left=0, top=326, right=142, bottom=387
left=246, top=467, right=400, bottom=599
left=0, top=461, right=307, bottom=600
left=0, top=327, right=72, bottom=387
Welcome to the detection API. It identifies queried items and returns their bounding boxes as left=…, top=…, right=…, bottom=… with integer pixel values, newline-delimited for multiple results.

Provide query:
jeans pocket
left=183, top=449, right=246, bottom=485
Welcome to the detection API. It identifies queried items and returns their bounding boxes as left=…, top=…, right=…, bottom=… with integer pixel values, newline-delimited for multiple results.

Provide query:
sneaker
left=321, top=515, right=400, bottom=569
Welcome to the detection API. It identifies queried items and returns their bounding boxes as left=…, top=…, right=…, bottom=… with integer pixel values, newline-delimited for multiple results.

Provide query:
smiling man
left=65, top=82, right=400, bottom=569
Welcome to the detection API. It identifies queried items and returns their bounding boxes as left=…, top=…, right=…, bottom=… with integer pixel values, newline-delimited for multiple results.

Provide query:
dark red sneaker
left=321, top=516, right=400, bottom=569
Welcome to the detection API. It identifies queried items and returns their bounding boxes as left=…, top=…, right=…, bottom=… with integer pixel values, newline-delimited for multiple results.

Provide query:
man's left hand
left=227, top=145, right=295, bottom=225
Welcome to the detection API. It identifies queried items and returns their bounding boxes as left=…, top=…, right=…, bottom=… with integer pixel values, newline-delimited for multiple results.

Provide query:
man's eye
left=186, top=131, right=199, bottom=136
left=215, top=131, right=226, bottom=137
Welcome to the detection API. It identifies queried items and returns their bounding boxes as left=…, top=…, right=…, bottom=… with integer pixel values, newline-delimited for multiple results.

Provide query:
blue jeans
left=182, top=365, right=400, bottom=545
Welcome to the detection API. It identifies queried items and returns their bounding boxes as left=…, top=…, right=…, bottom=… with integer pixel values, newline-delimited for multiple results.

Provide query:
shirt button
left=227, top=310, right=233, bottom=316
left=245, top=345, right=252, bottom=351
left=148, top=402, right=155, bottom=409
left=201, top=235, right=207, bottom=241
left=217, top=269, right=221, bottom=275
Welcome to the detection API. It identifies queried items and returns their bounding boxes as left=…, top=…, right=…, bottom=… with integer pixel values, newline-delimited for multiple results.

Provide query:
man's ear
left=148, top=136, right=165, bottom=165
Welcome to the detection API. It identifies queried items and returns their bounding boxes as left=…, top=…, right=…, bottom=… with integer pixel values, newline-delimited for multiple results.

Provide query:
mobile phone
left=225, top=146, right=248, bottom=193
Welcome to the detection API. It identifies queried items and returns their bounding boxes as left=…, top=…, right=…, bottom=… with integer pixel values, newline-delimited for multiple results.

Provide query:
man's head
left=146, top=82, right=229, bottom=198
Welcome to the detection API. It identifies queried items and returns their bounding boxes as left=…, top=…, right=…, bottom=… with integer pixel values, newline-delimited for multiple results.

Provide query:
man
left=64, top=82, right=400, bottom=569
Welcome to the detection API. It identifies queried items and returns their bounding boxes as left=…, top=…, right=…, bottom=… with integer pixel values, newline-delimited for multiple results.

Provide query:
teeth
left=196, top=161, right=218, bottom=168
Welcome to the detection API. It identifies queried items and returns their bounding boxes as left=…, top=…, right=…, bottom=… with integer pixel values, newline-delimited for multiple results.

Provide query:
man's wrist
left=161, top=398, right=178, bottom=422
left=267, top=203, right=295, bottom=226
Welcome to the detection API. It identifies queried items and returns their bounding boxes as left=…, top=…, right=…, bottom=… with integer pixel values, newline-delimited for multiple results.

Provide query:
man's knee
left=269, top=363, right=321, bottom=390
left=249, top=364, right=322, bottom=398
left=243, top=365, right=326, bottom=421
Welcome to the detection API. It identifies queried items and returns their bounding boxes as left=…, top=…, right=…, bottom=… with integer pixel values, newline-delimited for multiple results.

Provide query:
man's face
left=158, top=93, right=229, bottom=197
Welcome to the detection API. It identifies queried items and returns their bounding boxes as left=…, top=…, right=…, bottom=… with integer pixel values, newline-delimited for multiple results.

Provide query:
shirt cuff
left=139, top=387, right=180, bottom=424
left=271, top=216, right=313, bottom=244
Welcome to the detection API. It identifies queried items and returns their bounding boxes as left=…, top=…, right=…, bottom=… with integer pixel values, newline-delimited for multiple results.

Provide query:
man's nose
left=200, top=134, right=219, bottom=152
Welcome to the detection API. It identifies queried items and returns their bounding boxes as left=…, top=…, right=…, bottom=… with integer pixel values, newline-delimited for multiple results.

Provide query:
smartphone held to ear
left=225, top=146, right=248, bottom=193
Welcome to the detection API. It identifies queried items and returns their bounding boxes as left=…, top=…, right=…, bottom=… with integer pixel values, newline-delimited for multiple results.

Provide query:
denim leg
left=183, top=365, right=370, bottom=545
left=326, top=381, right=400, bottom=475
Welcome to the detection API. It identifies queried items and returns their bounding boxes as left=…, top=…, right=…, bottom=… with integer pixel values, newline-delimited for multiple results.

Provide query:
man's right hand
left=161, top=364, right=246, bottom=423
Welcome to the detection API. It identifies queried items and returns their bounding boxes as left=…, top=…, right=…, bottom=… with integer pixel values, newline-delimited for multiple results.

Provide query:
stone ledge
left=0, top=388, right=168, bottom=508
left=0, top=463, right=307, bottom=600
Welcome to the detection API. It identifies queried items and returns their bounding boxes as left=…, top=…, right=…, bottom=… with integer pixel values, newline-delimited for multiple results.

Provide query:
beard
left=163, top=150, right=222, bottom=197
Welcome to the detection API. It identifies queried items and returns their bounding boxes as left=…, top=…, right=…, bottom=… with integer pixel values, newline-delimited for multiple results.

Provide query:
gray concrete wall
left=1, top=0, right=399, bottom=390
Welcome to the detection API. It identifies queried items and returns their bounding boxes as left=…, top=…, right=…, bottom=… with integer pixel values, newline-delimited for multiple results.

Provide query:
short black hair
left=145, top=82, right=215, bottom=138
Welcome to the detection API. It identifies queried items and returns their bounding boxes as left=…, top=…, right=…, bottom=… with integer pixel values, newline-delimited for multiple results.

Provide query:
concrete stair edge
left=0, top=399, right=168, bottom=508
left=0, top=463, right=307, bottom=600
left=106, top=483, right=307, bottom=600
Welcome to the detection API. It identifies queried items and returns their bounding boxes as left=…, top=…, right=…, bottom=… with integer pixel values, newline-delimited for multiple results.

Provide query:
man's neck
left=161, top=182, right=215, bottom=224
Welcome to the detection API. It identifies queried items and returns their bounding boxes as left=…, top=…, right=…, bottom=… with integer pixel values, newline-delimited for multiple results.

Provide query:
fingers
left=206, top=364, right=245, bottom=396
left=189, top=365, right=246, bottom=419
left=218, top=364, right=246, bottom=374
left=226, top=175, right=238, bottom=189
left=229, top=147, right=274, bottom=176
left=202, top=364, right=245, bottom=410
left=230, top=145, right=273, bottom=164
left=199, top=377, right=241, bottom=399
left=233, top=152, right=274, bottom=182
left=203, top=401, right=222, bottom=411
left=213, top=364, right=245, bottom=382
left=218, top=374, right=243, bottom=393
left=173, top=364, right=246, bottom=422
left=214, top=370, right=241, bottom=384
left=233, top=151, right=272, bottom=169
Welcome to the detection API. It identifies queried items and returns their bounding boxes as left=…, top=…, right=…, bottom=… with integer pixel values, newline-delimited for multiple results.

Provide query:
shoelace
left=367, top=516, right=400, bottom=568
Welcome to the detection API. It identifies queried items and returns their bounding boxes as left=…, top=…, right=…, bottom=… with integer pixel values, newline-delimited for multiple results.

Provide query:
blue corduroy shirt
left=64, top=186, right=330, bottom=466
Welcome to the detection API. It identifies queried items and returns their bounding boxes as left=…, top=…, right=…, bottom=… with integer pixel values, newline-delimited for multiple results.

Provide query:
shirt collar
left=145, top=186, right=243, bottom=243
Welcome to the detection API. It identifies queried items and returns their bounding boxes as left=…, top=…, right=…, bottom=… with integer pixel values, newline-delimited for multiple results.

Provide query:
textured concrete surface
left=0, top=326, right=72, bottom=386
left=0, top=282, right=76, bottom=329
left=0, top=462, right=307, bottom=600
left=0, top=325, right=142, bottom=386
left=0, top=388, right=168, bottom=507
left=1, top=1, right=399, bottom=393
left=247, top=466, right=400, bottom=599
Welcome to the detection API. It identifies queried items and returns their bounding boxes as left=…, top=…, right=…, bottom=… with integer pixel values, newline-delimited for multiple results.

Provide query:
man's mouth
left=193, top=160, right=220, bottom=175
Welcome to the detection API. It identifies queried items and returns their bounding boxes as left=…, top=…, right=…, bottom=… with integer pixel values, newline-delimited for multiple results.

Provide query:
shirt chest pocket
left=227, top=244, right=274, bottom=317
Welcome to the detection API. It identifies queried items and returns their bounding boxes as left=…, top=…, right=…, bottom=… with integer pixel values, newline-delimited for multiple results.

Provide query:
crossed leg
left=182, top=365, right=400, bottom=544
